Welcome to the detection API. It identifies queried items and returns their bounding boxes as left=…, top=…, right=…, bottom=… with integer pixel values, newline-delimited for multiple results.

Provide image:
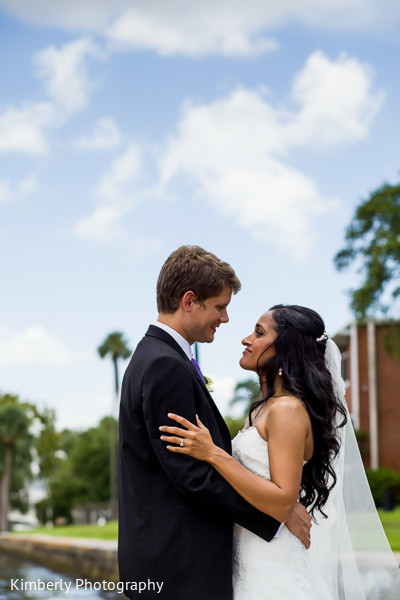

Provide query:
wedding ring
left=180, top=438, right=184, bottom=447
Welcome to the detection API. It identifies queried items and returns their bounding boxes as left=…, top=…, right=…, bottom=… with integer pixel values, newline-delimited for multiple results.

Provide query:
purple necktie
left=191, top=357, right=206, bottom=385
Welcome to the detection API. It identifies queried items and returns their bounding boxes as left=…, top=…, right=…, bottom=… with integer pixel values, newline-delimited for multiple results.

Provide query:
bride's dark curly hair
left=248, top=304, right=347, bottom=518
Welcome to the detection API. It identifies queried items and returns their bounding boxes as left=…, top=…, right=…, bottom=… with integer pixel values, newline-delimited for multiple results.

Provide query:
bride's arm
left=160, top=399, right=308, bottom=523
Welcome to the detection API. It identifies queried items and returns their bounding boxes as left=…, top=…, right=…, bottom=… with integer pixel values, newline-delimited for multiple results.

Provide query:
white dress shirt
left=152, top=321, right=193, bottom=361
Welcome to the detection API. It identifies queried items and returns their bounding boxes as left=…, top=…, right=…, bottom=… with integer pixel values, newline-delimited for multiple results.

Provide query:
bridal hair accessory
left=316, top=331, right=329, bottom=343
left=180, top=438, right=184, bottom=447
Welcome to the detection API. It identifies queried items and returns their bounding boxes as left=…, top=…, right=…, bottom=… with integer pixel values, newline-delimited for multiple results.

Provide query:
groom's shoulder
left=124, top=332, right=189, bottom=391
left=130, top=326, right=187, bottom=366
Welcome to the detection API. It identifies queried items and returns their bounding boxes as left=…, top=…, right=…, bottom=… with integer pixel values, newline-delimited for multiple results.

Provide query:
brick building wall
left=335, top=321, right=400, bottom=471
left=375, top=326, right=400, bottom=469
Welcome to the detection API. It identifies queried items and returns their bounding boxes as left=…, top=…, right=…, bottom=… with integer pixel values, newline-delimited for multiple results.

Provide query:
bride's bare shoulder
left=268, top=395, right=310, bottom=423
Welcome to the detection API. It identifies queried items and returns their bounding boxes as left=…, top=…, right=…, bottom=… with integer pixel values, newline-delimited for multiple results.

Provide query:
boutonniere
left=204, top=376, right=214, bottom=392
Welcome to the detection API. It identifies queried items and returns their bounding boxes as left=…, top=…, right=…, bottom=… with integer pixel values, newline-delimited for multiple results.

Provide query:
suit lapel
left=145, top=325, right=232, bottom=449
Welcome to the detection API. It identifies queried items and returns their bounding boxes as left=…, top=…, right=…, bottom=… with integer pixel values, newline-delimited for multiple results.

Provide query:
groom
left=118, top=246, right=311, bottom=600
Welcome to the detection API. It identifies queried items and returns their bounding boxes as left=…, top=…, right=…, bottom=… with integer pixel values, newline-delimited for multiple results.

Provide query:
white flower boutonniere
left=204, top=376, right=214, bottom=392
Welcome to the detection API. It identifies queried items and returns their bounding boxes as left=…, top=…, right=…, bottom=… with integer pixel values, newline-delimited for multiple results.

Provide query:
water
left=0, top=553, right=122, bottom=599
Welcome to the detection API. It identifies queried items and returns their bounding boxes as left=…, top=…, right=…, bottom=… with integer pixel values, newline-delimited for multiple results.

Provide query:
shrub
left=365, top=468, right=400, bottom=507
left=224, top=416, right=246, bottom=439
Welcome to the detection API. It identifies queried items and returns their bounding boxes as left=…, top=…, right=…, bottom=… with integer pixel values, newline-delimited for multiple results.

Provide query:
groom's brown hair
left=157, top=245, right=241, bottom=314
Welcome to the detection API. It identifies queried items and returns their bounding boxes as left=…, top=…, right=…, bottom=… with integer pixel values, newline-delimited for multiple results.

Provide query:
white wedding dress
left=231, top=342, right=400, bottom=600
left=232, top=426, right=333, bottom=600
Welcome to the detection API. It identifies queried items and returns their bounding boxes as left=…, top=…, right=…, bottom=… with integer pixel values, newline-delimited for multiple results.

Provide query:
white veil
left=309, top=339, right=400, bottom=599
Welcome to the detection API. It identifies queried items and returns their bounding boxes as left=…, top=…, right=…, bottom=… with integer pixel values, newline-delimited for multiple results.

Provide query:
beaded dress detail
left=232, top=427, right=332, bottom=600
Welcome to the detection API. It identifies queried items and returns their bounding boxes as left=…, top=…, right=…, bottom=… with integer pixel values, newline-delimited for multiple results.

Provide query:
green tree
left=98, top=331, right=131, bottom=519
left=35, top=427, right=81, bottom=525
left=0, top=394, right=34, bottom=531
left=98, top=332, right=132, bottom=397
left=36, top=418, right=116, bottom=525
left=334, top=181, right=400, bottom=317
left=68, top=417, right=113, bottom=506
left=35, top=408, right=61, bottom=484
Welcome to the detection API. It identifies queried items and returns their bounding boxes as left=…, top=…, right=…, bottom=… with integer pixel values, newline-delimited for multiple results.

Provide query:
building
left=334, top=321, right=400, bottom=471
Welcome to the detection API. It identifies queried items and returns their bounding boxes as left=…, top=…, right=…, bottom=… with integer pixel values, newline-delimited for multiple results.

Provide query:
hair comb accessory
left=316, top=331, right=329, bottom=343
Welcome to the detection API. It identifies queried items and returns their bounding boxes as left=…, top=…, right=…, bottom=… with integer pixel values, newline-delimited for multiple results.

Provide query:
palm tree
left=98, top=331, right=131, bottom=520
left=0, top=404, right=31, bottom=531
left=230, top=378, right=261, bottom=416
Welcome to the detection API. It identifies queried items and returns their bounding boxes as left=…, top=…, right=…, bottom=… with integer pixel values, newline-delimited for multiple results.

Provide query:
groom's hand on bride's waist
left=285, top=503, right=312, bottom=549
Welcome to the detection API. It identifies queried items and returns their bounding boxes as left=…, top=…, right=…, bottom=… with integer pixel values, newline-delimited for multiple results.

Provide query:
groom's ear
left=182, top=290, right=196, bottom=312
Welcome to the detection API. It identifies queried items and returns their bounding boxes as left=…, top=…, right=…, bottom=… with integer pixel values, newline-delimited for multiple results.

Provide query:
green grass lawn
left=17, top=520, right=118, bottom=540
left=16, top=509, right=400, bottom=552
left=378, top=507, right=400, bottom=551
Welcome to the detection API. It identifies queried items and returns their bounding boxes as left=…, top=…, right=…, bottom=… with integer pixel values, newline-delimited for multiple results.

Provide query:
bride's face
left=239, top=311, right=277, bottom=372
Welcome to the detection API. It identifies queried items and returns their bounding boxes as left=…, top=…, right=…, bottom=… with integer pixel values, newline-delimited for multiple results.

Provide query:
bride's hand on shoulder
left=160, top=413, right=217, bottom=463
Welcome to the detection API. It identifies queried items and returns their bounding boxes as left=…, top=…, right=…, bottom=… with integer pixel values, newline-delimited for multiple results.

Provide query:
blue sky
left=1, top=1, right=400, bottom=429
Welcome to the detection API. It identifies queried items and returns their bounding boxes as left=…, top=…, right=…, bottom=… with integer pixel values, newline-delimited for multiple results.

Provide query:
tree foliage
left=37, top=417, right=116, bottom=524
left=0, top=394, right=36, bottom=531
left=35, top=407, right=61, bottom=482
left=0, top=393, right=118, bottom=528
left=98, top=330, right=131, bottom=520
left=230, top=378, right=261, bottom=416
left=68, top=417, right=114, bottom=505
left=224, top=416, right=246, bottom=439
left=334, top=181, right=400, bottom=317
left=97, top=331, right=131, bottom=395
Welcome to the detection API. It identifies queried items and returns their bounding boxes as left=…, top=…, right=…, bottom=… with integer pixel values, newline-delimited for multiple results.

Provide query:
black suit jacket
left=118, top=325, right=280, bottom=600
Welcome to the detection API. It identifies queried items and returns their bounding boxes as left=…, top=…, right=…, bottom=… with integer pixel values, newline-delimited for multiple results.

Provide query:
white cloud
left=0, top=174, right=37, bottom=203
left=207, top=375, right=237, bottom=417
left=72, top=205, right=125, bottom=242
left=76, top=116, right=123, bottom=150
left=55, top=382, right=114, bottom=430
left=107, top=6, right=278, bottom=57
left=33, top=37, right=104, bottom=114
left=0, top=326, right=80, bottom=367
left=0, top=0, right=129, bottom=30
left=73, top=143, right=143, bottom=241
left=94, top=143, right=142, bottom=203
left=285, top=51, right=385, bottom=148
left=0, top=37, right=103, bottom=156
left=71, top=51, right=383, bottom=255
left=0, top=0, right=399, bottom=56
left=159, top=52, right=384, bottom=260
left=0, top=102, right=55, bottom=154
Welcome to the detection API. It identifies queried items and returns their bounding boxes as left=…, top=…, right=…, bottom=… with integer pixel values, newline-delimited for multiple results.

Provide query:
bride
left=160, top=304, right=400, bottom=599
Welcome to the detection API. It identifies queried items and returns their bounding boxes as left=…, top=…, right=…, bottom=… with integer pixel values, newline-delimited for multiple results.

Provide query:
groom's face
left=187, top=286, right=232, bottom=344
